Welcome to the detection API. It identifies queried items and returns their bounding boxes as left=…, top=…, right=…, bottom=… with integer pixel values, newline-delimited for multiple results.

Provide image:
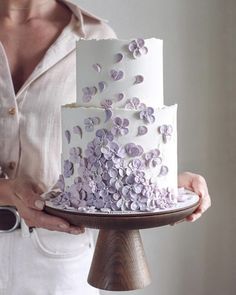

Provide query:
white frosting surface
left=76, top=38, right=163, bottom=108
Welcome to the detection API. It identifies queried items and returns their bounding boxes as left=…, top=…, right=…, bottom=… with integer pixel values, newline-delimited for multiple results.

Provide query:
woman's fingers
left=175, top=172, right=211, bottom=224
left=26, top=210, right=84, bottom=234
left=14, top=190, right=45, bottom=211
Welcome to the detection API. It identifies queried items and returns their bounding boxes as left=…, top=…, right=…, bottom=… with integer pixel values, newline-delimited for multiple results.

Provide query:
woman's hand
left=178, top=172, right=211, bottom=222
left=7, top=177, right=84, bottom=234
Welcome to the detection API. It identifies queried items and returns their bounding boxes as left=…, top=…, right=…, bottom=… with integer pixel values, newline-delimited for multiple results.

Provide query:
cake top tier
left=76, top=38, right=163, bottom=109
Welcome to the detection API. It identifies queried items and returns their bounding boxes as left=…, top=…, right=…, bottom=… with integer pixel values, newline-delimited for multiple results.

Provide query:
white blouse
left=0, top=0, right=116, bottom=191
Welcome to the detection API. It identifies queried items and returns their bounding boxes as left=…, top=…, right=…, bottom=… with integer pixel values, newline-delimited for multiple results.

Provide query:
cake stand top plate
left=44, top=190, right=200, bottom=230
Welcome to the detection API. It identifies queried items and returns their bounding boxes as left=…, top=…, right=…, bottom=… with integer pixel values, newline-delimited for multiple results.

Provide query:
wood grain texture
left=88, top=229, right=151, bottom=291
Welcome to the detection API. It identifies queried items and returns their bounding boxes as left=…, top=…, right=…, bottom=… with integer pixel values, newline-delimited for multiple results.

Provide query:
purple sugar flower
left=128, top=159, right=142, bottom=170
left=128, top=38, right=148, bottom=59
left=143, top=149, right=162, bottom=168
left=96, top=129, right=114, bottom=141
left=125, top=143, right=144, bottom=157
left=139, top=107, right=155, bottom=124
left=158, top=125, right=173, bottom=143
left=63, top=160, right=74, bottom=178
left=84, top=117, right=100, bottom=132
left=111, top=117, right=129, bottom=137
left=124, top=97, right=146, bottom=110
left=69, top=147, right=82, bottom=163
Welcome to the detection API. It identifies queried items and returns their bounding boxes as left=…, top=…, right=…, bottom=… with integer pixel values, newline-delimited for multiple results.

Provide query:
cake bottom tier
left=57, top=104, right=177, bottom=212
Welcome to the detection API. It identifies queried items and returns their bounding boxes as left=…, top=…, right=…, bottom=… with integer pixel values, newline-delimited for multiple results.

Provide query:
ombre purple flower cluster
left=56, top=128, right=176, bottom=212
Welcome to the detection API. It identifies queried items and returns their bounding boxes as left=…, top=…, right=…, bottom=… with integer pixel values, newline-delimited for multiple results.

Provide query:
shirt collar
left=58, top=0, right=107, bottom=38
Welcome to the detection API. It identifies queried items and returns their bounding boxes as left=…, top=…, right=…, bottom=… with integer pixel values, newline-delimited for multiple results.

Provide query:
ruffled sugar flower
left=139, top=107, right=155, bottom=124
left=158, top=125, right=173, bottom=143
left=128, top=159, right=143, bottom=171
left=128, top=38, right=148, bottom=59
left=63, top=160, right=74, bottom=178
left=84, top=117, right=100, bottom=132
left=124, top=97, right=146, bottom=110
left=125, top=143, right=144, bottom=157
left=143, top=149, right=162, bottom=168
left=111, top=117, right=129, bottom=137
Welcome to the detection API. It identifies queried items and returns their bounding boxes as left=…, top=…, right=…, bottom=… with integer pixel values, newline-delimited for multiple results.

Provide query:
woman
left=0, top=0, right=211, bottom=294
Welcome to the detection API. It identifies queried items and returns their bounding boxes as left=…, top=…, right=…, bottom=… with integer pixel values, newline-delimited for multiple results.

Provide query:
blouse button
left=8, top=107, right=16, bottom=115
left=8, top=162, right=16, bottom=170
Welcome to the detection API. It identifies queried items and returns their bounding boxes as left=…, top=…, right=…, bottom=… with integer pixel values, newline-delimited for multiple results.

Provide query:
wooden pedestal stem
left=88, top=229, right=151, bottom=291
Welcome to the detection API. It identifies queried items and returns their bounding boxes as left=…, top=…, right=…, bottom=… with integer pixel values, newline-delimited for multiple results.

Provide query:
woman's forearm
left=0, top=179, right=14, bottom=206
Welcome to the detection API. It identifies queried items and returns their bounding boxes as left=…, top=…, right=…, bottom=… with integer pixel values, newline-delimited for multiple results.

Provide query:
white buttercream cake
left=53, top=38, right=178, bottom=213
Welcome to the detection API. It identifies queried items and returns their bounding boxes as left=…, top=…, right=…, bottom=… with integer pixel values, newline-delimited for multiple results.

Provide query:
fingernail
left=59, top=224, right=69, bottom=229
left=35, top=200, right=45, bottom=210
left=70, top=229, right=82, bottom=235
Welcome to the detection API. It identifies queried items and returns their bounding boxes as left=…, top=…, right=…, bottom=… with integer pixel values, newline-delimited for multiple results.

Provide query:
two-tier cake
left=52, top=38, right=178, bottom=213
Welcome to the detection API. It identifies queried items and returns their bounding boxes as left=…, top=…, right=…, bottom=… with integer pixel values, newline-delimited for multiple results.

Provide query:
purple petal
left=137, top=126, right=148, bottom=136
left=98, top=81, right=107, bottom=93
left=91, top=117, right=100, bottom=125
left=65, top=130, right=71, bottom=144
left=105, top=109, right=113, bottom=123
left=134, top=75, right=144, bottom=85
left=91, top=86, right=98, bottom=96
left=159, top=125, right=168, bottom=134
left=128, top=40, right=137, bottom=52
left=82, top=87, right=91, bottom=95
left=147, top=107, right=154, bottom=115
left=82, top=95, right=92, bottom=103
left=73, top=125, right=82, bottom=138
left=123, top=118, right=129, bottom=127
left=167, top=125, right=173, bottom=134
left=159, top=166, right=169, bottom=176
left=92, top=63, right=102, bottom=72
left=116, top=93, right=125, bottom=101
left=114, top=53, right=124, bottom=63
left=140, top=46, right=148, bottom=55
left=114, top=117, right=122, bottom=126
left=133, top=49, right=142, bottom=58
left=136, top=38, right=145, bottom=48
left=132, top=97, right=140, bottom=107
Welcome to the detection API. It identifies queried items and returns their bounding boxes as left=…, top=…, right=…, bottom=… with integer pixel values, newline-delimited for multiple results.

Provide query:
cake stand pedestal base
left=88, top=229, right=151, bottom=291
left=44, top=192, right=199, bottom=291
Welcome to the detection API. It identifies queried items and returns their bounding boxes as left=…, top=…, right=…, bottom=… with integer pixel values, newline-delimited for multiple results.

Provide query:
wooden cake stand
left=44, top=192, right=200, bottom=291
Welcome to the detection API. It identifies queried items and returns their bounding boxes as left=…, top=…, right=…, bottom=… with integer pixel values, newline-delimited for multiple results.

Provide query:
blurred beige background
left=73, top=0, right=236, bottom=294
